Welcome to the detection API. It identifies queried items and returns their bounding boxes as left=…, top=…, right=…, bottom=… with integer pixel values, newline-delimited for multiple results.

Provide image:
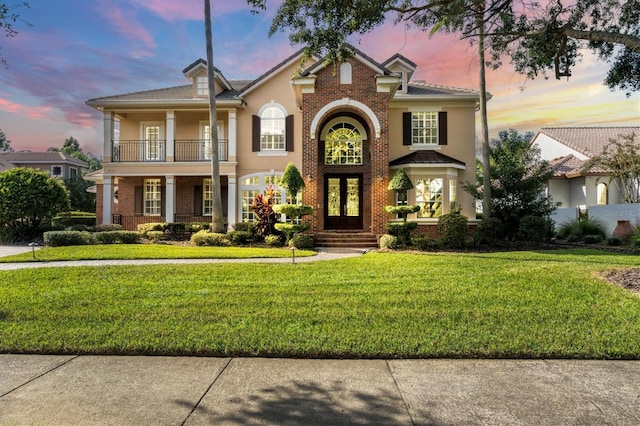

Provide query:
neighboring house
left=532, top=127, right=640, bottom=209
left=0, top=151, right=89, bottom=179
left=85, top=46, right=479, bottom=242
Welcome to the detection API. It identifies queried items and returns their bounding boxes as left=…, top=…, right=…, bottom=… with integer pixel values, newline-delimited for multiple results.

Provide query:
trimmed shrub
left=379, top=234, right=399, bottom=249
left=475, top=217, right=505, bottom=245
left=606, top=236, right=623, bottom=246
left=385, top=221, right=417, bottom=246
left=411, top=235, right=442, bottom=251
left=187, top=222, right=210, bottom=233
left=190, top=230, right=230, bottom=246
left=517, top=215, right=555, bottom=242
left=147, top=230, right=165, bottom=243
left=289, top=234, right=313, bottom=249
left=68, top=224, right=93, bottom=232
left=233, top=222, right=256, bottom=234
left=95, top=231, right=140, bottom=244
left=228, top=230, right=253, bottom=245
left=583, top=234, right=604, bottom=244
left=438, top=213, right=468, bottom=249
left=44, top=231, right=96, bottom=247
left=264, top=234, right=284, bottom=246
left=94, top=224, right=123, bottom=232
left=137, top=222, right=166, bottom=236
left=52, top=212, right=96, bottom=229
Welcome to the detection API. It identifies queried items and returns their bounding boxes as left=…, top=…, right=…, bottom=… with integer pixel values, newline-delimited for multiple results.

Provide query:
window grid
left=241, top=190, right=260, bottom=222
left=145, top=126, right=161, bottom=160
left=412, top=112, right=438, bottom=145
left=144, top=178, right=162, bottom=216
left=197, top=76, right=208, bottom=96
left=261, top=107, right=285, bottom=151
left=203, top=178, right=213, bottom=216
left=325, top=123, right=363, bottom=165
left=416, top=178, right=443, bottom=218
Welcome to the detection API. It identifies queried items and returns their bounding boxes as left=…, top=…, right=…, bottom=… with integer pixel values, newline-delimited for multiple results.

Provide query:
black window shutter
left=161, top=186, right=166, bottom=217
left=134, top=186, right=143, bottom=214
left=194, top=185, right=203, bottom=216
left=285, top=115, right=294, bottom=152
left=438, top=111, right=448, bottom=145
left=252, top=115, right=261, bottom=152
left=403, top=112, right=412, bottom=145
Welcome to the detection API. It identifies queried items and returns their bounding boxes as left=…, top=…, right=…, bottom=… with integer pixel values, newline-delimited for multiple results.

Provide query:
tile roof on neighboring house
left=389, top=150, right=466, bottom=168
left=0, top=151, right=89, bottom=168
left=539, top=127, right=640, bottom=158
left=549, top=154, right=585, bottom=177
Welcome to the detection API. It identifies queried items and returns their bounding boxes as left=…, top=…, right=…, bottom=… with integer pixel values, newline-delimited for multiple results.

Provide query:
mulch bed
left=602, top=268, right=640, bottom=296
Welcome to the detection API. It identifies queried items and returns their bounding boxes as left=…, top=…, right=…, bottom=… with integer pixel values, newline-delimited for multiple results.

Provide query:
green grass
left=1, top=249, right=640, bottom=359
left=0, top=244, right=316, bottom=262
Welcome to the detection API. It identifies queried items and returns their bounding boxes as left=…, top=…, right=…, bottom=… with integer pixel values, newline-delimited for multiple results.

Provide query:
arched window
left=325, top=122, right=363, bottom=165
left=260, top=106, right=286, bottom=151
left=339, top=62, right=352, bottom=84
left=596, top=182, right=608, bottom=205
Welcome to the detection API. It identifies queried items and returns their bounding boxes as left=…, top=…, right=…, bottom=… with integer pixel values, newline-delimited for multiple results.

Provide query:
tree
left=279, top=162, right=305, bottom=204
left=48, top=137, right=102, bottom=171
left=0, top=128, right=13, bottom=152
left=0, top=167, right=69, bottom=238
left=1, top=2, right=29, bottom=68
left=489, top=0, right=640, bottom=95
left=65, top=174, right=95, bottom=212
left=583, top=132, right=640, bottom=203
left=463, top=129, right=555, bottom=239
left=204, top=0, right=225, bottom=233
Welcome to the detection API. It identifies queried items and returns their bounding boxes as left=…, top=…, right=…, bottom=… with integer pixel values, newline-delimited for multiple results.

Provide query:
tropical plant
left=251, top=185, right=279, bottom=238
left=556, top=217, right=607, bottom=243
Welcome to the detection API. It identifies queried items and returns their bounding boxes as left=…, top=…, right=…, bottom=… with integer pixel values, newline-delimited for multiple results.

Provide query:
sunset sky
left=1, top=0, right=638, bottom=156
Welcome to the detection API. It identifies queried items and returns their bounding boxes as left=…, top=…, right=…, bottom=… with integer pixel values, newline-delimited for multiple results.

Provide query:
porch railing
left=175, top=139, right=228, bottom=162
left=111, top=139, right=228, bottom=162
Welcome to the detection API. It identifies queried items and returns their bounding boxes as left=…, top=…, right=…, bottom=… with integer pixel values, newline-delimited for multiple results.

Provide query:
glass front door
left=324, top=174, right=363, bottom=230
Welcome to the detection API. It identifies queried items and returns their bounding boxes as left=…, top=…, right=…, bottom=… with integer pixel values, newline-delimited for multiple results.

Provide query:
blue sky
left=1, top=0, right=638, bottom=155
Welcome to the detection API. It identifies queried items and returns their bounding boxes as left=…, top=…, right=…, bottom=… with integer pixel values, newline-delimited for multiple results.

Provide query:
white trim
left=319, top=117, right=368, bottom=140
left=310, top=98, right=381, bottom=139
left=258, top=101, right=288, bottom=117
left=258, top=151, right=289, bottom=157
left=50, top=165, right=63, bottom=178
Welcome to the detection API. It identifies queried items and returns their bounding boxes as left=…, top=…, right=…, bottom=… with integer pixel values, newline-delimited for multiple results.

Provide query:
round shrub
left=264, top=234, right=284, bottom=246
left=438, top=213, right=468, bottom=249
left=379, top=234, right=399, bottom=249
left=44, top=230, right=96, bottom=247
left=385, top=221, right=417, bottom=246
left=147, top=230, right=165, bottom=243
left=228, top=230, right=253, bottom=245
left=190, top=230, right=230, bottom=246
left=289, top=234, right=313, bottom=249
left=95, top=231, right=140, bottom=244
left=517, top=215, right=554, bottom=242
left=475, top=217, right=505, bottom=245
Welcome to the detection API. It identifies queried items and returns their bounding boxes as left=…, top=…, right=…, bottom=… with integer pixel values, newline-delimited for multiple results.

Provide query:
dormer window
left=398, top=71, right=406, bottom=92
left=196, top=76, right=208, bottom=96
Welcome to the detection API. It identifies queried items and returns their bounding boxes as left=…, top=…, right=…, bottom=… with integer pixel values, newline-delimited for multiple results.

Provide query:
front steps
left=314, top=231, right=378, bottom=249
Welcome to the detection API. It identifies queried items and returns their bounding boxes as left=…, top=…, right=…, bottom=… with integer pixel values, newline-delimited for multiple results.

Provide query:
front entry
left=324, top=174, right=363, bottom=230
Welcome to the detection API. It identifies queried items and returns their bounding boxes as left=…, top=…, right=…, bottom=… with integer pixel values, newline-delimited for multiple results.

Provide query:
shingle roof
left=539, top=127, right=640, bottom=158
left=389, top=150, right=466, bottom=167
left=406, top=81, right=479, bottom=97
left=0, top=151, right=89, bottom=167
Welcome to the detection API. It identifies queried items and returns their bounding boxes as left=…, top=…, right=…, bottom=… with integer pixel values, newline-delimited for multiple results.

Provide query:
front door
left=324, top=174, right=363, bottom=230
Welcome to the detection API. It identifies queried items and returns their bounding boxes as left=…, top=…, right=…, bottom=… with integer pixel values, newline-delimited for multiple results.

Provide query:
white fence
left=552, top=203, right=640, bottom=237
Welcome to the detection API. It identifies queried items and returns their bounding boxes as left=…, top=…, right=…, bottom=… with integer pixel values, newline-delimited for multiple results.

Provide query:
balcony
left=111, top=139, right=229, bottom=163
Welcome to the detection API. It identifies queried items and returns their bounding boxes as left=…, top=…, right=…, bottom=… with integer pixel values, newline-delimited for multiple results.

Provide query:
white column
left=103, top=112, right=114, bottom=163
left=227, top=175, right=237, bottom=231
left=165, top=176, right=175, bottom=222
left=103, top=176, right=113, bottom=225
left=166, top=111, right=175, bottom=161
left=228, top=110, right=237, bottom=158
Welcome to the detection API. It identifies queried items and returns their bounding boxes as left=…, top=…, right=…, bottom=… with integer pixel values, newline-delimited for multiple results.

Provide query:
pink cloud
left=101, top=4, right=156, bottom=51
left=130, top=0, right=252, bottom=22
left=0, top=98, right=53, bottom=120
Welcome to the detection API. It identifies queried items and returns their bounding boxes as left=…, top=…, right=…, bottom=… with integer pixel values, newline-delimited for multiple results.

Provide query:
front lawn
left=0, top=244, right=316, bottom=262
left=1, top=249, right=640, bottom=358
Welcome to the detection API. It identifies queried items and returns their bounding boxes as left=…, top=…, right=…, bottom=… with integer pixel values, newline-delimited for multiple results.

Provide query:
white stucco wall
left=532, top=133, right=589, bottom=162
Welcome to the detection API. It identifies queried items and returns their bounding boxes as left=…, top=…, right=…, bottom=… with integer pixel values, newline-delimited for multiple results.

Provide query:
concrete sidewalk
left=1, top=355, right=639, bottom=425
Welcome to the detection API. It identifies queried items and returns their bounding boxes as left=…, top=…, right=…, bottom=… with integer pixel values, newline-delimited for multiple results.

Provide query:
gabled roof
left=301, top=44, right=393, bottom=77
left=239, top=48, right=308, bottom=96
left=389, top=150, right=466, bottom=168
left=537, top=127, right=640, bottom=158
left=381, top=53, right=417, bottom=70
left=182, top=58, right=234, bottom=91
left=0, top=151, right=89, bottom=168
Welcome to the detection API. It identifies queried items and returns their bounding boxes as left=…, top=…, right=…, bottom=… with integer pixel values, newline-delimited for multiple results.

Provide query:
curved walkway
left=0, top=246, right=367, bottom=271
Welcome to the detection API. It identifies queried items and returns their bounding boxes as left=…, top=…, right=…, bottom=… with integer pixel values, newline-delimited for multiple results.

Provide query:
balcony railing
left=175, top=139, right=228, bottom=162
left=111, top=139, right=228, bottom=163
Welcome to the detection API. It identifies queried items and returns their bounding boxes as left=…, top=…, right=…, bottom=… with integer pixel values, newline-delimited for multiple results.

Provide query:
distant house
left=0, top=152, right=89, bottom=179
left=531, top=127, right=640, bottom=209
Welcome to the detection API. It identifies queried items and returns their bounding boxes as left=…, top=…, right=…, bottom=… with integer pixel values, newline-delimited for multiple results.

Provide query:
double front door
left=324, top=174, right=363, bottom=230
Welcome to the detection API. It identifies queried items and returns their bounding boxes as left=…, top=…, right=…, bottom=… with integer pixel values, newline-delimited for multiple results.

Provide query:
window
left=325, top=123, right=363, bottom=165
left=51, top=165, right=63, bottom=177
left=196, top=76, right=208, bottom=96
left=240, top=173, right=286, bottom=222
left=203, top=179, right=213, bottom=215
left=261, top=107, right=285, bottom=151
left=144, top=178, right=162, bottom=216
left=412, top=112, right=438, bottom=145
left=201, top=122, right=224, bottom=160
left=339, top=62, right=352, bottom=84
left=70, top=168, right=77, bottom=178
left=449, top=179, right=457, bottom=210
left=596, top=182, right=608, bottom=205
left=416, top=178, right=443, bottom=218
left=143, top=124, right=163, bottom=161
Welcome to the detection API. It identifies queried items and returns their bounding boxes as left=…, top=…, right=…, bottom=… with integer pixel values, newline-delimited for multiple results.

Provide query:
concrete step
left=314, top=232, right=378, bottom=248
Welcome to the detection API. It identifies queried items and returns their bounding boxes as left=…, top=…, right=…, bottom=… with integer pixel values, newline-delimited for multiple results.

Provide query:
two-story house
left=86, top=46, right=479, bottom=245
left=0, top=152, right=88, bottom=179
